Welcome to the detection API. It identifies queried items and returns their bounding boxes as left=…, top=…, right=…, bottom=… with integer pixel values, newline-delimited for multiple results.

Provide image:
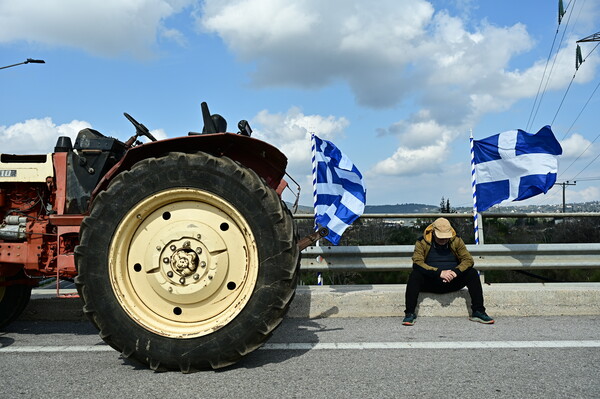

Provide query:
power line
left=525, top=11, right=564, bottom=131
left=530, top=182, right=564, bottom=206
left=527, top=0, right=579, bottom=131
left=525, top=0, right=575, bottom=130
left=569, top=148, right=600, bottom=181
left=567, top=176, right=600, bottom=181
left=556, top=37, right=600, bottom=181
left=561, top=67, right=600, bottom=140
left=555, top=42, right=600, bottom=134
left=532, top=175, right=600, bottom=208
left=550, top=71, right=577, bottom=126
left=558, top=129, right=600, bottom=177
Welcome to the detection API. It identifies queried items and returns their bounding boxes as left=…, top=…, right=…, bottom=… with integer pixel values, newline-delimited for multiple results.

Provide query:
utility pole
left=560, top=181, right=576, bottom=213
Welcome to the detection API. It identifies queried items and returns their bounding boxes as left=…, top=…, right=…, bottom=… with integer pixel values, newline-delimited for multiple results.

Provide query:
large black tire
left=74, top=152, right=299, bottom=371
left=0, top=274, right=32, bottom=329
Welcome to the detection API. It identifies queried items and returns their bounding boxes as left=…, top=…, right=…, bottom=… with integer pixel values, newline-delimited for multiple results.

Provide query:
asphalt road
left=1, top=316, right=599, bottom=398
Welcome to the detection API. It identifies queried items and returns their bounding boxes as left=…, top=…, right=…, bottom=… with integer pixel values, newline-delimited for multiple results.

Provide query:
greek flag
left=472, top=126, right=562, bottom=212
left=311, top=134, right=366, bottom=245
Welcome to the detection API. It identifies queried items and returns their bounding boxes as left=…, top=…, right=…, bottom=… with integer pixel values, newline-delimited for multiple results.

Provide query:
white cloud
left=368, top=33, right=600, bottom=179
left=251, top=106, right=350, bottom=206
left=252, top=107, right=349, bottom=166
left=201, top=0, right=318, bottom=54
left=383, top=111, right=452, bottom=147
left=370, top=141, right=449, bottom=176
left=199, top=0, right=573, bottom=113
left=573, top=1, right=600, bottom=32
left=149, top=128, right=169, bottom=141
left=200, top=0, right=437, bottom=106
left=4, top=0, right=599, bottom=196
left=0, top=118, right=91, bottom=154
left=198, top=0, right=600, bottom=183
left=160, top=27, right=188, bottom=47
left=0, top=119, right=165, bottom=155
left=573, top=186, right=600, bottom=202
left=560, top=133, right=594, bottom=160
left=370, top=110, right=463, bottom=177
left=365, top=159, right=472, bottom=207
left=0, top=0, right=193, bottom=58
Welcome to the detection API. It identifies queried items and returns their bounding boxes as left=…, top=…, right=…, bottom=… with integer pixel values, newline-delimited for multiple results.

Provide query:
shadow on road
left=225, top=316, right=344, bottom=371
left=0, top=335, right=15, bottom=348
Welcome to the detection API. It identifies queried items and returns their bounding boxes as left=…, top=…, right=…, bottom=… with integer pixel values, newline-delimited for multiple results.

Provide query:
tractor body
left=0, top=104, right=303, bottom=371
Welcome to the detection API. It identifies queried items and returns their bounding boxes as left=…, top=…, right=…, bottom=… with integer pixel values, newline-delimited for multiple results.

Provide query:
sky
left=1, top=0, right=599, bottom=209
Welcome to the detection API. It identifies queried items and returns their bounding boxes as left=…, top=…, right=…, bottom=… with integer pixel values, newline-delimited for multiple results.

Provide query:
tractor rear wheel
left=0, top=274, right=32, bottom=329
left=75, top=152, right=298, bottom=371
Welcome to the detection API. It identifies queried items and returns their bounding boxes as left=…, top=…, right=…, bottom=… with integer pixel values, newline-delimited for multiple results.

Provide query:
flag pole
left=310, top=133, right=319, bottom=239
left=311, top=134, right=323, bottom=285
left=470, top=130, right=481, bottom=245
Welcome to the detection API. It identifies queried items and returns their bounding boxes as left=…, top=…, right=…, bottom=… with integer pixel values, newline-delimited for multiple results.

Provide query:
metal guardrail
left=300, top=243, right=600, bottom=272
left=293, top=212, right=600, bottom=219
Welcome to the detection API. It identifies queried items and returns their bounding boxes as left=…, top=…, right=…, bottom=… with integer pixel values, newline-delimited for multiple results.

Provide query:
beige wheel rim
left=108, top=188, right=259, bottom=338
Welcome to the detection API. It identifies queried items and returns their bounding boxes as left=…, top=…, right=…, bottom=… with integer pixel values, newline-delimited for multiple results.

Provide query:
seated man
left=402, top=217, right=494, bottom=326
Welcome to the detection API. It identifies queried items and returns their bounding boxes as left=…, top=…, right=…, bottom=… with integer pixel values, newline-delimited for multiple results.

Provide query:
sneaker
left=402, top=313, right=417, bottom=326
left=470, top=311, right=495, bottom=324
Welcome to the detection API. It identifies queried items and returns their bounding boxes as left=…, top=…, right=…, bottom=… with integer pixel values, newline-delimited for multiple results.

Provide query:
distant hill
left=365, top=201, right=600, bottom=214
left=287, top=204, right=314, bottom=214
left=365, top=203, right=439, bottom=213
left=289, top=203, right=439, bottom=214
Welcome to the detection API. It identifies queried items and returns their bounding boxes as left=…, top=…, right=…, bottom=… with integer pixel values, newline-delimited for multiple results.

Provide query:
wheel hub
left=145, top=222, right=230, bottom=305
left=165, top=240, right=200, bottom=280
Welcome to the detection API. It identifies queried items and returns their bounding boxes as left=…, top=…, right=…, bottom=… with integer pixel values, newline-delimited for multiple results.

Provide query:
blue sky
left=1, top=0, right=599, bottom=208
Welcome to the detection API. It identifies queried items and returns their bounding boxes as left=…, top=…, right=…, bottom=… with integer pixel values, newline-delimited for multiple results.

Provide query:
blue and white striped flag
left=472, top=125, right=562, bottom=212
left=311, top=134, right=366, bottom=245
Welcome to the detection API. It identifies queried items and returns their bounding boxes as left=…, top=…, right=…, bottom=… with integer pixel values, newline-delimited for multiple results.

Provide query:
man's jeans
left=404, top=267, right=486, bottom=315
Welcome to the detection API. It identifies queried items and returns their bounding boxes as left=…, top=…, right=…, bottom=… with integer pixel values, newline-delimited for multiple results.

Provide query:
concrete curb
left=19, top=283, right=600, bottom=322
left=288, top=283, right=600, bottom=318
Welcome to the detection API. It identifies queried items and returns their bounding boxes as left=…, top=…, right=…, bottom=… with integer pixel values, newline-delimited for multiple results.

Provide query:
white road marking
left=1, top=341, right=600, bottom=353
left=261, top=341, right=600, bottom=350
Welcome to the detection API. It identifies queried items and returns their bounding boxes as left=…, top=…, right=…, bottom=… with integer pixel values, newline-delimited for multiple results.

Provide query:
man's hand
left=440, top=270, right=457, bottom=283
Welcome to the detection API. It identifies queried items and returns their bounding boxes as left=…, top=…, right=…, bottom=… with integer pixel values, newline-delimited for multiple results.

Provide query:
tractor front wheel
left=75, top=152, right=298, bottom=371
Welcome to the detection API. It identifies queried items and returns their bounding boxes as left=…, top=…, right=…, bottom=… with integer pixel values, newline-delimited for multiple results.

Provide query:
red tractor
left=0, top=103, right=320, bottom=371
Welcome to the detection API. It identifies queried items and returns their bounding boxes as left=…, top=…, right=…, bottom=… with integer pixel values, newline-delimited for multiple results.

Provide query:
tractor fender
left=90, top=133, right=288, bottom=210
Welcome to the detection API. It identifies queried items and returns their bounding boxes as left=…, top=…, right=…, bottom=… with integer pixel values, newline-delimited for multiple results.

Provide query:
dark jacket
left=411, top=221, right=474, bottom=278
